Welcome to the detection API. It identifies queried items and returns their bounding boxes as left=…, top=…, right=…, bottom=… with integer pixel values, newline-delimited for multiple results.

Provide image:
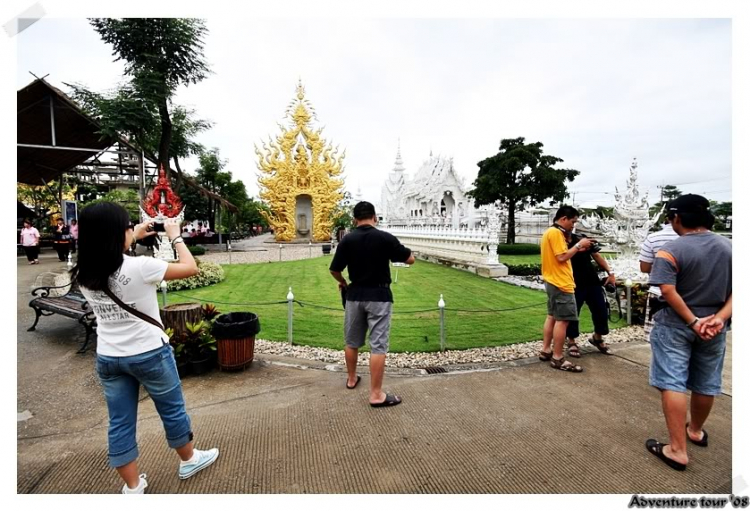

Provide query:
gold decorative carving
left=255, top=81, right=345, bottom=242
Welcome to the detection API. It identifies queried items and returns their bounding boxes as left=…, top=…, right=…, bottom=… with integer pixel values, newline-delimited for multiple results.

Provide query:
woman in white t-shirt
left=20, top=219, right=40, bottom=264
left=72, top=202, right=219, bottom=494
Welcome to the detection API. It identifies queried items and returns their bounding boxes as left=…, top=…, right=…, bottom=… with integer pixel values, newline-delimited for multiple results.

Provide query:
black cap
left=667, top=194, right=710, bottom=214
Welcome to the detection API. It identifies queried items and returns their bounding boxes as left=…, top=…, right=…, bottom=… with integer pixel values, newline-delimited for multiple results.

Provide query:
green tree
left=650, top=184, right=683, bottom=223
left=82, top=189, right=141, bottom=222
left=467, top=137, right=579, bottom=244
left=86, top=18, right=211, bottom=178
left=711, top=201, right=732, bottom=231
left=330, top=191, right=354, bottom=233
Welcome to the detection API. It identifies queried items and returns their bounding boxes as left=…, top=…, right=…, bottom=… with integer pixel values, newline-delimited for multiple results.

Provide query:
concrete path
left=16, top=252, right=732, bottom=494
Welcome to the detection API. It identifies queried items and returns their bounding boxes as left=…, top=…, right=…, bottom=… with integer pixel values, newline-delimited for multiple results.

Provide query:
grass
left=167, top=257, right=625, bottom=353
left=499, top=254, right=541, bottom=265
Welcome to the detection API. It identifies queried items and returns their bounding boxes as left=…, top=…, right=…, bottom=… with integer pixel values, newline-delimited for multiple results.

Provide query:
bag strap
left=103, top=286, right=165, bottom=331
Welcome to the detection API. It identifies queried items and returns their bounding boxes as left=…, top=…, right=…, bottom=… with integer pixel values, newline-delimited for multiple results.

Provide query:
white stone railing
left=384, top=225, right=498, bottom=265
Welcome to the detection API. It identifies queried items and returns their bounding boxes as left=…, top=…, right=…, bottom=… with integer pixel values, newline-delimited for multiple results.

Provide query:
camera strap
left=103, top=286, right=165, bottom=331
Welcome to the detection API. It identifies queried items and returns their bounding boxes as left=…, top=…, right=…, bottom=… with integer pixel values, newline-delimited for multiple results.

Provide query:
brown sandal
left=539, top=350, right=553, bottom=361
left=589, top=336, right=611, bottom=355
left=566, top=340, right=581, bottom=358
left=551, top=356, right=583, bottom=373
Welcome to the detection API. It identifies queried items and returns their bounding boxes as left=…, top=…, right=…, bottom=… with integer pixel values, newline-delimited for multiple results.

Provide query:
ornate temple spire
left=393, top=138, right=406, bottom=173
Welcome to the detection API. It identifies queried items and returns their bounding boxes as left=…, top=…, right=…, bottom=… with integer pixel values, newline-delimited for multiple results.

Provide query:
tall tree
left=467, top=137, right=579, bottom=244
left=88, top=18, right=211, bottom=178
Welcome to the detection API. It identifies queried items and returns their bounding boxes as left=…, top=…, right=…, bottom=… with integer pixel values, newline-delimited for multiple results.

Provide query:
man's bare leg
left=688, top=392, right=714, bottom=443
left=542, top=315, right=555, bottom=354
left=369, top=353, right=387, bottom=404
left=345, top=346, right=359, bottom=388
left=660, top=390, right=690, bottom=465
left=552, top=320, right=569, bottom=359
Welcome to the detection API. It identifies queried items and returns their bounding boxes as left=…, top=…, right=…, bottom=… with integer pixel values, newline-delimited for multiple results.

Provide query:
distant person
left=564, top=231, right=616, bottom=357
left=69, top=218, right=79, bottom=253
left=329, top=201, right=415, bottom=407
left=645, top=194, right=732, bottom=471
left=72, top=203, right=220, bottom=493
left=182, top=227, right=192, bottom=238
left=52, top=217, right=72, bottom=262
left=639, top=217, right=680, bottom=334
left=539, top=206, right=593, bottom=373
left=20, top=219, right=40, bottom=265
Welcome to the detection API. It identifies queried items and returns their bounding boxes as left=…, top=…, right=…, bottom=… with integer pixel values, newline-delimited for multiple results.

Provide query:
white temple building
left=380, top=143, right=479, bottom=228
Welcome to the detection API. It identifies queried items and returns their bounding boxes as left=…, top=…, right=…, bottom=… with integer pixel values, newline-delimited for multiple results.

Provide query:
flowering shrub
left=167, top=258, right=225, bottom=291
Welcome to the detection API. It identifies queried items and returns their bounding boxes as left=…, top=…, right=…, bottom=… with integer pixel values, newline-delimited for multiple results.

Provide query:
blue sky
left=16, top=17, right=732, bottom=207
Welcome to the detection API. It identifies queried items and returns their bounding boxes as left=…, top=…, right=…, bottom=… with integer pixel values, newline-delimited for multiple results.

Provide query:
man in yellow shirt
left=539, top=206, right=592, bottom=373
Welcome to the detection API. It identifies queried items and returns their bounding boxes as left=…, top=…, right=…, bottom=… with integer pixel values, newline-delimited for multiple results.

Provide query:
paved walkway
left=17, top=252, right=732, bottom=494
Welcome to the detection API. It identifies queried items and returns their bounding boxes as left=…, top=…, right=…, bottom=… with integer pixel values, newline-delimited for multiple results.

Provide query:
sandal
left=566, top=340, right=581, bottom=358
left=686, top=423, right=708, bottom=447
left=538, top=350, right=553, bottom=361
left=646, top=439, right=687, bottom=471
left=346, top=375, right=361, bottom=390
left=370, top=393, right=402, bottom=408
left=550, top=356, right=583, bottom=373
left=589, top=336, right=612, bottom=355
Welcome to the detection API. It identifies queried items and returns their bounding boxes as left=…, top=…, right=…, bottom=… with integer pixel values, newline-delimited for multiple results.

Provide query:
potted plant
left=184, top=320, right=217, bottom=375
left=166, top=327, right=192, bottom=378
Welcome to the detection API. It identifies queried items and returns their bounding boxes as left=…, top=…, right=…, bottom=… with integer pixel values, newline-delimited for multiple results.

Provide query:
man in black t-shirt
left=565, top=232, right=616, bottom=358
left=329, top=201, right=415, bottom=408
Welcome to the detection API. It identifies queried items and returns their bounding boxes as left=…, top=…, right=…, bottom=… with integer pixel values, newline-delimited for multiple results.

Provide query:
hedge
left=188, top=245, right=206, bottom=256
left=506, top=263, right=542, bottom=276
left=497, top=243, right=541, bottom=255
left=167, top=258, right=225, bottom=291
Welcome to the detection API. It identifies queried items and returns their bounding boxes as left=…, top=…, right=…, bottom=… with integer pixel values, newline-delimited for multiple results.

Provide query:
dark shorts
left=545, top=282, right=578, bottom=321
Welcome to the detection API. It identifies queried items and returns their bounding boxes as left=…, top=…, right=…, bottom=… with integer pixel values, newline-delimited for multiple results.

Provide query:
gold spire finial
left=296, top=79, right=305, bottom=101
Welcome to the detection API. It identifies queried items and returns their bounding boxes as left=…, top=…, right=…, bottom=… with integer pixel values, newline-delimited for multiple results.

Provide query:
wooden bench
left=28, top=282, right=97, bottom=353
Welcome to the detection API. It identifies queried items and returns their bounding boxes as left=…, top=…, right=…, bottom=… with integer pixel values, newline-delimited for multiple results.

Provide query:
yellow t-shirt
left=541, top=227, right=575, bottom=293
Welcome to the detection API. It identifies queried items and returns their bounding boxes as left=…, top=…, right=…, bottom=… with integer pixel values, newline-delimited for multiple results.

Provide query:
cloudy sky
left=16, top=17, right=732, bottom=208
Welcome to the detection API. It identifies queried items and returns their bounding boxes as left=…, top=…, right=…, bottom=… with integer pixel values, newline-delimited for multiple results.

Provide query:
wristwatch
left=171, top=236, right=184, bottom=247
left=607, top=270, right=615, bottom=275
left=686, top=318, right=700, bottom=329
left=574, top=243, right=582, bottom=250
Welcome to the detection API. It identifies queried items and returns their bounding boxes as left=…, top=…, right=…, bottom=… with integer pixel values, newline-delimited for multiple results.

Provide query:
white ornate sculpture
left=597, top=158, right=662, bottom=282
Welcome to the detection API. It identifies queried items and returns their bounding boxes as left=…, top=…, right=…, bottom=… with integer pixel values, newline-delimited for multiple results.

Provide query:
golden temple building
left=256, top=81, right=345, bottom=242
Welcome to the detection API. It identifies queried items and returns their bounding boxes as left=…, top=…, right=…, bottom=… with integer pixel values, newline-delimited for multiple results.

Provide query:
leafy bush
left=188, top=245, right=206, bottom=256
left=497, top=243, right=541, bottom=255
left=506, top=263, right=542, bottom=276
left=167, top=259, right=225, bottom=291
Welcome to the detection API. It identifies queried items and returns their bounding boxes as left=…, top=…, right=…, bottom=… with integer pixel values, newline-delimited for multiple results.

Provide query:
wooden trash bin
left=212, top=312, right=261, bottom=371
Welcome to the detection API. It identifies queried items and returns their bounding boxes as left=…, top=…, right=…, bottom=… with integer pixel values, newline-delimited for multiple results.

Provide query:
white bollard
left=625, top=278, right=633, bottom=325
left=287, top=286, right=294, bottom=345
left=160, top=280, right=168, bottom=308
left=438, top=294, right=446, bottom=352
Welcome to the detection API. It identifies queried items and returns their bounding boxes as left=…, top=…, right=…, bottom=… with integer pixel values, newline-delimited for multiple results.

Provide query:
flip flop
left=645, top=439, right=686, bottom=471
left=346, top=375, right=361, bottom=390
left=370, top=393, right=402, bottom=408
left=686, top=424, right=708, bottom=447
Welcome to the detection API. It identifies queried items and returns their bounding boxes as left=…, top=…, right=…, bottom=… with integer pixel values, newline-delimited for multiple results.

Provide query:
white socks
left=181, top=451, right=199, bottom=465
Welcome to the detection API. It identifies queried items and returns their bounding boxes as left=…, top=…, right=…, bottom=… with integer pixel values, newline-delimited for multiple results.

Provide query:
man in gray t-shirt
left=645, top=194, right=732, bottom=473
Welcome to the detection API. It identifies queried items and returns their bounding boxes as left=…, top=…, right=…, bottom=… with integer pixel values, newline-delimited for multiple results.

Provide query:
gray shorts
left=344, top=301, right=393, bottom=355
left=545, top=282, right=578, bottom=321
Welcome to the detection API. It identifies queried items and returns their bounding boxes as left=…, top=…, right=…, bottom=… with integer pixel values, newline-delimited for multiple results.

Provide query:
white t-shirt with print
left=81, top=255, right=169, bottom=357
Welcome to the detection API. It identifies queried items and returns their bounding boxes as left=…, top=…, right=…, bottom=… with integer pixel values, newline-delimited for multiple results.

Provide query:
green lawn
left=167, top=257, right=623, bottom=352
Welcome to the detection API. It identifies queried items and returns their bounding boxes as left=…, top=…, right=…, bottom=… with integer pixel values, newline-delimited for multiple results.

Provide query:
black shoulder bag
left=102, top=287, right=165, bottom=331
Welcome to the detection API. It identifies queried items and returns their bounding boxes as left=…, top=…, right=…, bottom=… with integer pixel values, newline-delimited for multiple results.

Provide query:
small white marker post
left=227, top=241, right=232, bottom=265
left=309, top=241, right=312, bottom=259
left=438, top=294, right=446, bottom=352
left=287, top=286, right=294, bottom=345
left=160, top=280, right=168, bottom=308
left=66, top=252, right=73, bottom=270
left=279, top=244, right=283, bottom=262
left=625, top=278, right=633, bottom=325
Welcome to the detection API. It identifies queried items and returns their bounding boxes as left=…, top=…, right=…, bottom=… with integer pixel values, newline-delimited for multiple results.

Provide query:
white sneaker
left=179, top=448, right=219, bottom=480
left=121, top=473, right=148, bottom=494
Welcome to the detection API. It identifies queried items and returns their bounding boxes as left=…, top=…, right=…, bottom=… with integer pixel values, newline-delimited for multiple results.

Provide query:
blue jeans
left=96, top=343, right=192, bottom=468
left=649, top=322, right=727, bottom=396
